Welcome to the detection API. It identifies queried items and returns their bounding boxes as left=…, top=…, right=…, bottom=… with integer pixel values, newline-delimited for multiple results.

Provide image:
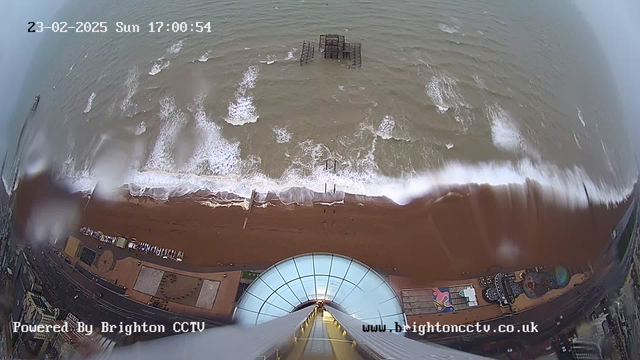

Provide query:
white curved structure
left=234, top=253, right=406, bottom=330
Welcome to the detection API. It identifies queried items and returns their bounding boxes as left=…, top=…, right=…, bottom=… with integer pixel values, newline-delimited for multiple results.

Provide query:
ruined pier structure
left=300, top=34, right=362, bottom=68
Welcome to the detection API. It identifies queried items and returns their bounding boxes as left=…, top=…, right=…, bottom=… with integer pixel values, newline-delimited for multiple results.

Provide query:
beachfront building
left=20, top=291, right=61, bottom=356
left=48, top=313, right=116, bottom=360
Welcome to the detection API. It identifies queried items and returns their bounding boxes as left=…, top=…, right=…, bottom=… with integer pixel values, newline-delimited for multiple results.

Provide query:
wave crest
left=83, top=92, right=96, bottom=113
left=225, top=66, right=260, bottom=126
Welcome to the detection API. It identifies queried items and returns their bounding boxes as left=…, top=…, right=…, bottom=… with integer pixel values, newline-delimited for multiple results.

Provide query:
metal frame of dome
left=233, top=253, right=406, bottom=331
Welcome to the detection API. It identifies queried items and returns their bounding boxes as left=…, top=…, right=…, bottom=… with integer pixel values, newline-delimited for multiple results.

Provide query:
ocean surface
left=5, top=0, right=637, bottom=205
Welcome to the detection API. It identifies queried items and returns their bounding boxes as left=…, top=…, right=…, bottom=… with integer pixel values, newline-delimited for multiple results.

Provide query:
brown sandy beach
left=14, top=174, right=631, bottom=281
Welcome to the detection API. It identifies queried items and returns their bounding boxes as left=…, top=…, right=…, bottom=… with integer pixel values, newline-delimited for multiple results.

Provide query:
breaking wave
left=285, top=48, right=297, bottom=60
left=57, top=94, right=634, bottom=209
left=135, top=122, right=147, bottom=136
left=197, top=50, right=211, bottom=62
left=438, top=23, right=459, bottom=34
left=83, top=92, right=96, bottom=113
left=60, top=155, right=634, bottom=208
left=486, top=104, right=524, bottom=152
left=149, top=59, right=170, bottom=76
left=183, top=94, right=241, bottom=175
left=426, top=71, right=473, bottom=128
left=225, top=66, right=260, bottom=126
left=168, top=40, right=183, bottom=54
left=58, top=117, right=634, bottom=209
left=120, top=67, right=139, bottom=113
left=145, top=96, right=188, bottom=171
left=426, top=72, right=467, bottom=114
left=377, top=116, right=395, bottom=139
left=273, top=126, right=292, bottom=143
left=486, top=103, right=540, bottom=159
left=357, top=116, right=410, bottom=143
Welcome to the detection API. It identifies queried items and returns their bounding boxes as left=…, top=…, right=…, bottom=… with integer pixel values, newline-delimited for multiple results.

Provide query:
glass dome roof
left=234, top=253, right=406, bottom=329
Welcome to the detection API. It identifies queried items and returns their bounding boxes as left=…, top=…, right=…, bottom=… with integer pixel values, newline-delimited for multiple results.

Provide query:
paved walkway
left=39, top=244, right=229, bottom=329
left=66, top=235, right=242, bottom=320
left=75, top=232, right=271, bottom=274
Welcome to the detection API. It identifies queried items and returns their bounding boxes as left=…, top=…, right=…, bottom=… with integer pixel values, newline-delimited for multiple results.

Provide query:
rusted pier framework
left=300, top=34, right=362, bottom=68
left=299, top=40, right=315, bottom=65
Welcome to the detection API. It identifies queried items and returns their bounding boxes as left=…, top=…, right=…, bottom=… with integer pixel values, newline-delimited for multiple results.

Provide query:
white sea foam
left=285, top=48, right=297, bottom=60
left=168, top=40, right=183, bottom=54
left=438, top=23, right=459, bottom=34
left=473, top=74, right=486, bottom=89
left=107, top=102, right=117, bottom=117
left=426, top=72, right=471, bottom=127
left=57, top=96, right=634, bottom=208
left=273, top=126, right=292, bottom=143
left=485, top=103, right=539, bottom=159
left=426, top=72, right=467, bottom=113
left=145, top=97, right=188, bottom=171
left=149, top=59, right=170, bottom=76
left=135, top=121, right=147, bottom=136
left=574, top=133, right=582, bottom=149
left=227, top=97, right=258, bottom=125
left=183, top=94, right=241, bottom=175
left=197, top=50, right=211, bottom=62
left=83, top=92, right=96, bottom=113
left=338, top=85, right=345, bottom=91
left=377, top=116, right=395, bottom=139
left=225, top=66, right=260, bottom=126
left=121, top=67, right=139, bottom=113
left=577, top=107, right=586, bottom=126
left=260, top=54, right=277, bottom=65
left=60, top=155, right=635, bottom=208
left=358, top=117, right=410, bottom=143
left=487, top=104, right=523, bottom=152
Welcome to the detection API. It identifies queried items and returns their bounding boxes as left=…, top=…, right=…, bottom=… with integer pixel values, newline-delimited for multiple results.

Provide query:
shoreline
left=59, top=157, right=637, bottom=208
left=105, top=184, right=397, bottom=208
left=13, top=173, right=633, bottom=281
left=65, top=174, right=635, bottom=211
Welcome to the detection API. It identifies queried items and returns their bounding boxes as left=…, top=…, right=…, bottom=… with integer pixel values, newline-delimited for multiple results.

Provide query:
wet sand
left=13, top=174, right=631, bottom=281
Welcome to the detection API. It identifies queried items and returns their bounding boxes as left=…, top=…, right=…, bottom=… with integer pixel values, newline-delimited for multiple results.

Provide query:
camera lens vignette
left=1, top=0, right=640, bottom=359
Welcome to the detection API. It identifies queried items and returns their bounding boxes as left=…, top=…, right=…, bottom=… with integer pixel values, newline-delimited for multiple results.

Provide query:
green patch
left=241, top=271, right=260, bottom=281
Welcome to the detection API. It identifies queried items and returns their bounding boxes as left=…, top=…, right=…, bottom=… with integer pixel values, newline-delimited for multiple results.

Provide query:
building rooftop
left=29, top=292, right=54, bottom=316
left=234, top=253, right=405, bottom=329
